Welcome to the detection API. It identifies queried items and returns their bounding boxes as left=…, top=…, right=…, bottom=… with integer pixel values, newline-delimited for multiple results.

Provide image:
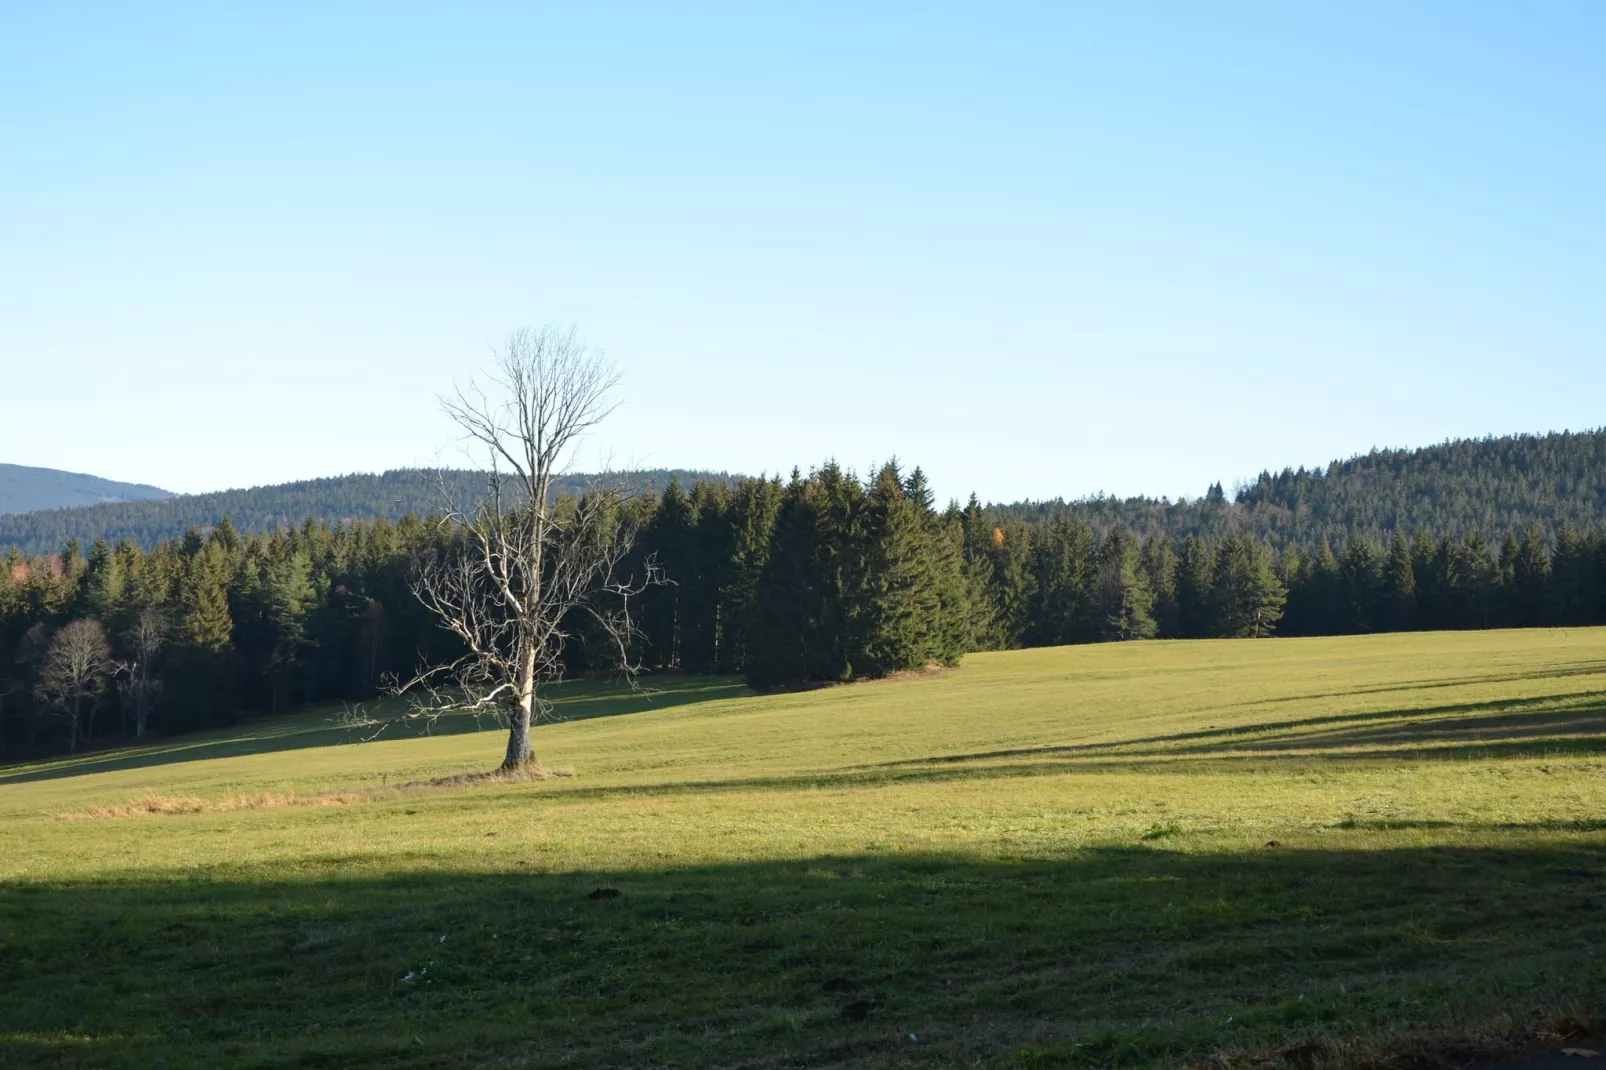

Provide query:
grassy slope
left=1, top=631, right=1603, bottom=1067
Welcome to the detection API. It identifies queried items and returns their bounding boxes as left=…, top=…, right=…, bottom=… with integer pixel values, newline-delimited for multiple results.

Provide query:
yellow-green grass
left=2, top=630, right=1603, bottom=1067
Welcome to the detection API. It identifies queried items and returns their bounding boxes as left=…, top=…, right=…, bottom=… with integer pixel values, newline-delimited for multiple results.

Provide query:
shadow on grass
left=1237, top=657, right=1606, bottom=709
left=0, top=677, right=748, bottom=787
left=864, top=691, right=1606, bottom=774
left=1, top=842, right=1601, bottom=1069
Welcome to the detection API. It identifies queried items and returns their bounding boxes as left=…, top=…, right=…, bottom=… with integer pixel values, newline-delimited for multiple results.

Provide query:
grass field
left=2, top=630, right=1604, bottom=1068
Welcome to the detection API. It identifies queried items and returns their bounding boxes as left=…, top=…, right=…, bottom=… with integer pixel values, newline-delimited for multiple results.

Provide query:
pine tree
left=164, top=542, right=236, bottom=731
left=640, top=480, right=695, bottom=669
left=1174, top=535, right=1216, bottom=638
left=747, top=470, right=834, bottom=687
left=1410, top=532, right=1443, bottom=629
left=1139, top=536, right=1178, bottom=638
left=1380, top=532, right=1416, bottom=631
left=860, top=464, right=951, bottom=674
left=720, top=477, right=782, bottom=675
left=1026, top=515, right=1095, bottom=646
left=1210, top=534, right=1286, bottom=638
left=809, top=462, right=869, bottom=680
left=1546, top=525, right=1595, bottom=625
left=1336, top=537, right=1381, bottom=633
left=990, top=523, right=1036, bottom=649
left=1455, top=532, right=1498, bottom=629
left=1507, top=525, right=1549, bottom=627
left=947, top=503, right=1000, bottom=654
left=675, top=480, right=732, bottom=675
left=1094, top=530, right=1156, bottom=641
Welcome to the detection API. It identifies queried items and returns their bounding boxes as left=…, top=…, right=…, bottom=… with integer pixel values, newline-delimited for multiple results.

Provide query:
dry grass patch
left=55, top=762, right=577, bottom=820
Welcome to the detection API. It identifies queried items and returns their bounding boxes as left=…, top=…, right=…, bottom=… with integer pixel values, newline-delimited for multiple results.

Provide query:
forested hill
left=988, top=429, right=1606, bottom=547
left=0, top=468, right=729, bottom=555
left=0, top=463, right=170, bottom=516
left=5, top=429, right=1602, bottom=557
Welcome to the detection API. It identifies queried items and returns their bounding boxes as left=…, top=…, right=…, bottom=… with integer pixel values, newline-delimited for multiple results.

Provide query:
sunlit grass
left=1, top=629, right=1603, bottom=1066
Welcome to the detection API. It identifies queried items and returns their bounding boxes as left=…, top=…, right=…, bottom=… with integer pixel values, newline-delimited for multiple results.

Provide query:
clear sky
left=3, top=2, right=1603, bottom=503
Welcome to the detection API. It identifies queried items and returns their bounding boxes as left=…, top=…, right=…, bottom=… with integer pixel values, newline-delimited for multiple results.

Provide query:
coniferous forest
left=4, top=432, right=1606, bottom=758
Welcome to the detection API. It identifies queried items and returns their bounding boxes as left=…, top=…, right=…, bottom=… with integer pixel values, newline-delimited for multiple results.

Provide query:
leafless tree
left=36, top=619, right=112, bottom=751
left=115, top=608, right=166, bottom=738
left=372, top=324, right=660, bottom=771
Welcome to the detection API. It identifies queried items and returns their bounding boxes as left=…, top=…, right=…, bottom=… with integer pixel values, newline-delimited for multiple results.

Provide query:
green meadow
left=2, top=629, right=1603, bottom=1068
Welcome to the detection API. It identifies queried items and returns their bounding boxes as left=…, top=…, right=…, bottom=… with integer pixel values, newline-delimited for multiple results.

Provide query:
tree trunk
left=502, top=647, right=538, bottom=770
left=502, top=698, right=534, bottom=769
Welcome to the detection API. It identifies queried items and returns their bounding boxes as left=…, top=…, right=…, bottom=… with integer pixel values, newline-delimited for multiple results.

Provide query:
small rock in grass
left=587, top=887, right=621, bottom=900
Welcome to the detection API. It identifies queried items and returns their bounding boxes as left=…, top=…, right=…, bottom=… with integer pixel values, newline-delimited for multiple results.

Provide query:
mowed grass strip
left=1, top=629, right=1603, bottom=1067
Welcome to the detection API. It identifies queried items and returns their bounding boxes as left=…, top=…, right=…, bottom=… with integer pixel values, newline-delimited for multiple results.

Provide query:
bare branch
left=368, top=324, right=659, bottom=771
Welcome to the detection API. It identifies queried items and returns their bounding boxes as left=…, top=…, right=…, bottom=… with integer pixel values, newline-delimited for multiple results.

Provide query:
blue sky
left=2, top=2, right=1603, bottom=501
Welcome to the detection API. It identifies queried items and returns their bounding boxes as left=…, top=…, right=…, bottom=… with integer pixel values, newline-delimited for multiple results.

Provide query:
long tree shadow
left=865, top=691, right=1606, bottom=774
left=1234, top=657, right=1606, bottom=709
left=1168, top=695, right=1606, bottom=756
left=2, top=841, right=1601, bottom=1069
left=0, top=676, right=749, bottom=787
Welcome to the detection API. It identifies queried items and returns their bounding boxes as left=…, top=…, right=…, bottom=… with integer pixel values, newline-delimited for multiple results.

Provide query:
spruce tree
left=680, top=480, right=733, bottom=675
left=1026, top=515, right=1095, bottom=646
left=990, top=523, right=1036, bottom=649
left=746, top=471, right=824, bottom=688
left=860, top=463, right=964, bottom=674
left=1381, top=532, right=1416, bottom=631
left=640, top=480, right=694, bottom=670
left=1174, top=535, right=1216, bottom=638
left=80, top=539, right=124, bottom=620
left=720, top=477, right=782, bottom=674
left=1139, top=535, right=1179, bottom=638
left=1455, top=532, right=1498, bottom=629
left=1337, top=537, right=1380, bottom=633
left=1094, top=530, right=1156, bottom=641
left=1507, top=525, right=1549, bottom=627
left=1209, top=534, right=1286, bottom=638
left=1546, top=525, right=1595, bottom=625
left=164, top=542, right=236, bottom=731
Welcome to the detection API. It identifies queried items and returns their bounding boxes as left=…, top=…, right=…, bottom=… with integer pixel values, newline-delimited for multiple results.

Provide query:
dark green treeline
left=0, top=516, right=460, bottom=757
left=624, top=468, right=1606, bottom=673
left=5, top=461, right=1606, bottom=759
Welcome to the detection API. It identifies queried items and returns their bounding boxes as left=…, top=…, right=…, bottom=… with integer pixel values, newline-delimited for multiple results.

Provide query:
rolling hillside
left=0, top=468, right=730, bottom=555
left=0, top=463, right=170, bottom=516
left=2, top=632, right=1602, bottom=1067
left=990, top=427, right=1606, bottom=546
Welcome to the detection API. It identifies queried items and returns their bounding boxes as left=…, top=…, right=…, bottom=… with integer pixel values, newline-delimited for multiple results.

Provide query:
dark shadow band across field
left=2, top=840, right=1602, bottom=1068
left=0, top=677, right=748, bottom=787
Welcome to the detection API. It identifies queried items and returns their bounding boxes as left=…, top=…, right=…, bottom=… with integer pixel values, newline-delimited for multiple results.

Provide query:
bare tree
left=36, top=619, right=112, bottom=751
left=383, top=324, right=660, bottom=771
left=115, top=608, right=166, bottom=738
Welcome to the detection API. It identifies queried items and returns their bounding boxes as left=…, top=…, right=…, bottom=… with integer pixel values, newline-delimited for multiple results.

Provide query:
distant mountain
left=0, top=463, right=171, bottom=516
left=988, top=428, right=1606, bottom=548
left=0, top=468, right=731, bottom=556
